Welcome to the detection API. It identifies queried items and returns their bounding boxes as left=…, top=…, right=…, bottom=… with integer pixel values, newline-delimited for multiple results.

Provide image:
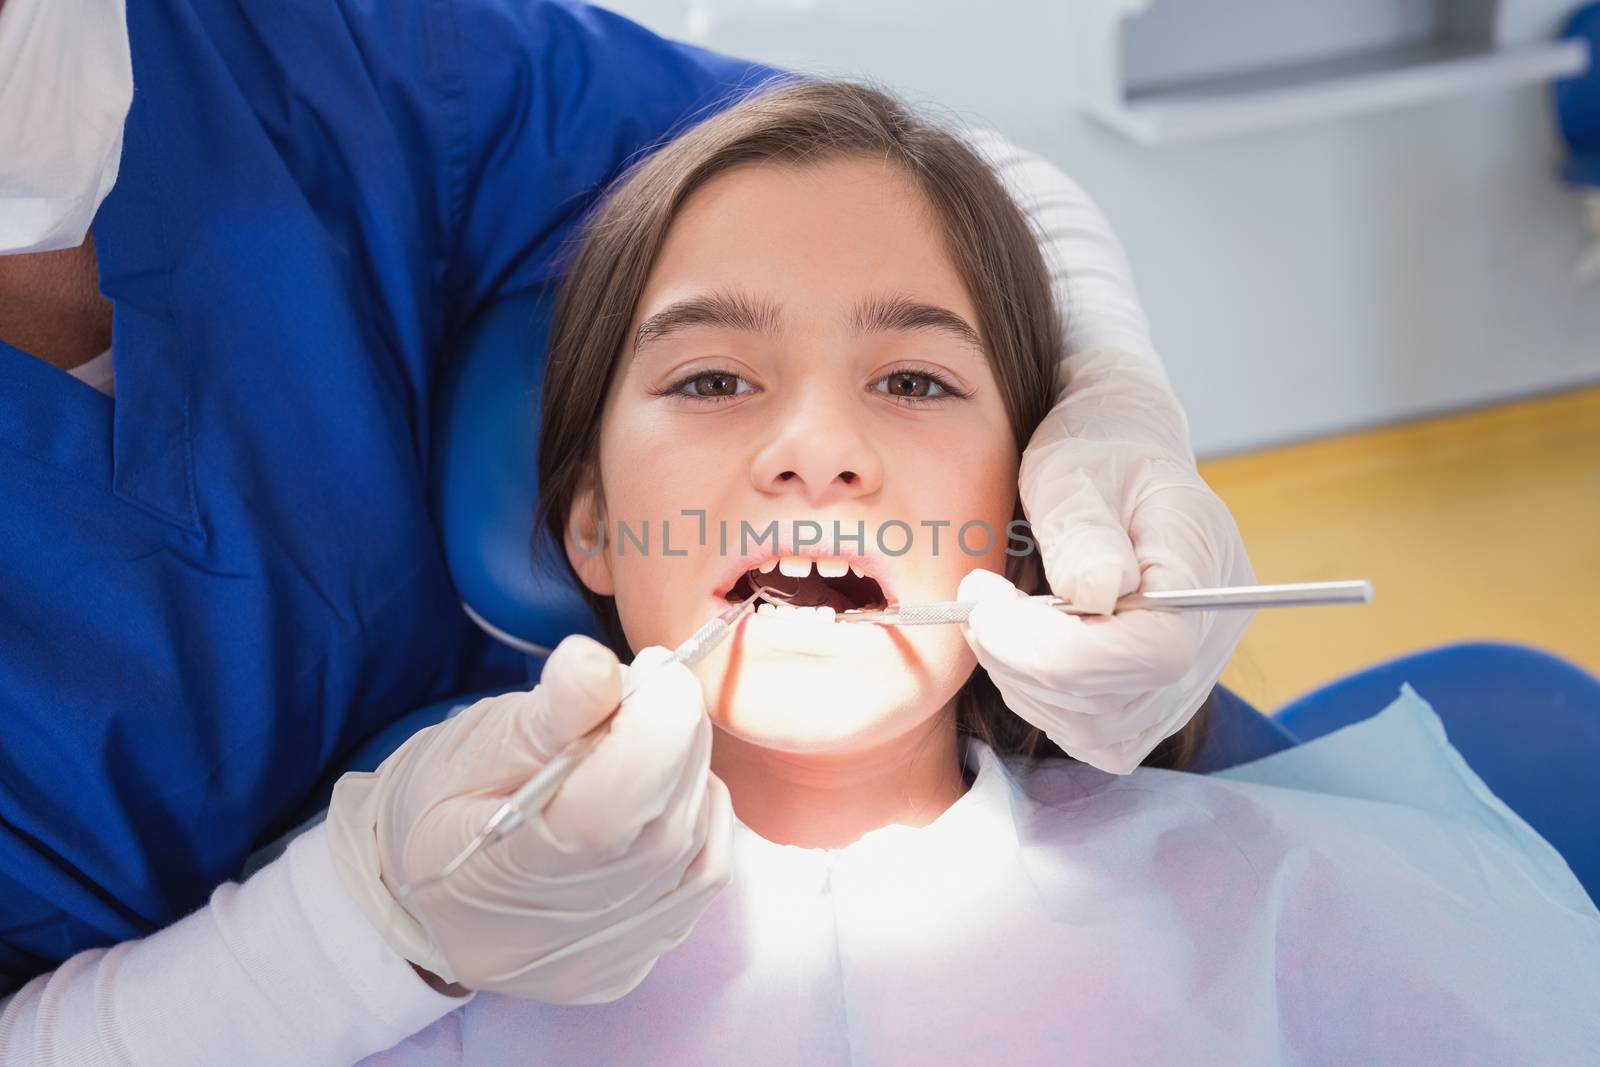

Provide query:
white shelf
left=1072, top=1, right=1594, bottom=146
left=1110, top=39, right=1587, bottom=145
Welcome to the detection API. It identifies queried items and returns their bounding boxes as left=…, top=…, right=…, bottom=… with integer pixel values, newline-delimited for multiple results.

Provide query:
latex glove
left=954, top=131, right=1255, bottom=775
left=960, top=349, right=1256, bottom=775
left=326, top=635, right=732, bottom=1003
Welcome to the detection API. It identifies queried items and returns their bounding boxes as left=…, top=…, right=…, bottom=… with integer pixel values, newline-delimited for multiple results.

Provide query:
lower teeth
left=755, top=604, right=837, bottom=621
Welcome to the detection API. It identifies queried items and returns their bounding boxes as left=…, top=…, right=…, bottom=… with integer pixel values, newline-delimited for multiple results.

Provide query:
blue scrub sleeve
left=204, top=0, right=784, bottom=342
left=0, top=0, right=785, bottom=997
left=433, top=0, right=787, bottom=317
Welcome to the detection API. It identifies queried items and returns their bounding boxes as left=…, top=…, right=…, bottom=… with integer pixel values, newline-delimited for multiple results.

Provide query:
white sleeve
left=958, top=128, right=1166, bottom=377
left=0, top=0, right=133, bottom=255
left=0, top=823, right=470, bottom=1067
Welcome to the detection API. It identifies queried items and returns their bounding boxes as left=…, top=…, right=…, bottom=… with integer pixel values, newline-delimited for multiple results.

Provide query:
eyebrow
left=631, top=290, right=985, bottom=361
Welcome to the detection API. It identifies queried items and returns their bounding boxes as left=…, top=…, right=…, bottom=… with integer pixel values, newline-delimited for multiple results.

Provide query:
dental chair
left=283, top=289, right=1600, bottom=906
left=1557, top=2, right=1600, bottom=277
left=1557, top=2, right=1600, bottom=192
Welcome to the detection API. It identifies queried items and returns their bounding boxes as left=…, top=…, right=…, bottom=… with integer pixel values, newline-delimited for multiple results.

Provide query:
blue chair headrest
left=431, top=290, right=607, bottom=654
left=1557, top=2, right=1600, bottom=187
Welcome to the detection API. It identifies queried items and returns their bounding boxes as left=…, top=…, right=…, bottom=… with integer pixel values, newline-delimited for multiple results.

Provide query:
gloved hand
left=325, top=635, right=732, bottom=1003
left=955, top=130, right=1256, bottom=775
left=960, top=347, right=1256, bottom=775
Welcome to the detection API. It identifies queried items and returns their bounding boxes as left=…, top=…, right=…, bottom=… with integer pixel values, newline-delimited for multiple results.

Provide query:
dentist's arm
left=954, top=130, right=1256, bottom=775
left=0, top=636, right=729, bottom=1063
left=0, top=822, right=467, bottom=1066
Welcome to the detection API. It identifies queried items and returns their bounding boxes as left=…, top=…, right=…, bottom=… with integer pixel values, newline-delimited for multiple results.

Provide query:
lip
left=709, top=535, right=899, bottom=607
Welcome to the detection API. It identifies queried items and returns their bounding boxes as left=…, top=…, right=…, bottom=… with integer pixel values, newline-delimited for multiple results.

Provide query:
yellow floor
left=1199, top=386, right=1600, bottom=711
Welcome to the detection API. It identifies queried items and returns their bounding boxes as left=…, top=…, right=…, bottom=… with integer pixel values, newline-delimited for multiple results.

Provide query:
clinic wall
left=602, top=0, right=1600, bottom=456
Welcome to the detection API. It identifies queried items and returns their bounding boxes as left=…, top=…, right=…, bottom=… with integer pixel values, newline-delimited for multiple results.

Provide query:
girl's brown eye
left=693, top=372, right=739, bottom=397
left=870, top=367, right=962, bottom=404
left=886, top=371, right=932, bottom=397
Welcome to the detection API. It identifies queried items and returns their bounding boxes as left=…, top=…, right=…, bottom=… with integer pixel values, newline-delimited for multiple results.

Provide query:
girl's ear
left=563, top=471, right=614, bottom=597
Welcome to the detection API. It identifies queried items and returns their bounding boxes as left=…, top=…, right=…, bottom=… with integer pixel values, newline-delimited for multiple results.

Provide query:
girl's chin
left=704, top=675, right=896, bottom=751
left=709, top=710, right=900, bottom=754
left=702, top=660, right=946, bottom=753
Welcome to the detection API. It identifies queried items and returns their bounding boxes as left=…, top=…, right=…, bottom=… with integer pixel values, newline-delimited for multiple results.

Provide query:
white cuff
left=0, top=822, right=468, bottom=1067
left=124, top=820, right=469, bottom=1064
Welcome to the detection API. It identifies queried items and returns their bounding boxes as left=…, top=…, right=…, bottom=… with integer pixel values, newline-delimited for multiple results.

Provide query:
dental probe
left=835, top=579, right=1373, bottom=626
left=396, top=589, right=765, bottom=899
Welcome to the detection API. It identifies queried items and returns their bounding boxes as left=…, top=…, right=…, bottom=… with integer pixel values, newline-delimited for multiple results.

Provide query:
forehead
left=637, top=156, right=976, bottom=325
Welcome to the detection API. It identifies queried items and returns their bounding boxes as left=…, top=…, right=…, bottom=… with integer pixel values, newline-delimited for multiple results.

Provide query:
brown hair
left=535, top=77, right=1209, bottom=772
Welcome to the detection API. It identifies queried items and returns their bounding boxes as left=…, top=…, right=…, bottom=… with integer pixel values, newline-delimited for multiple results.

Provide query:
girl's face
left=567, top=157, right=1020, bottom=754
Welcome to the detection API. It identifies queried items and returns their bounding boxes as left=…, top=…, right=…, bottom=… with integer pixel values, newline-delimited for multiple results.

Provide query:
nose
left=750, top=384, right=883, bottom=506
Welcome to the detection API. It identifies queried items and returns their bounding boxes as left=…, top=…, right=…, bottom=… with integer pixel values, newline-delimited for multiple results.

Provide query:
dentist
left=0, top=0, right=1252, bottom=1059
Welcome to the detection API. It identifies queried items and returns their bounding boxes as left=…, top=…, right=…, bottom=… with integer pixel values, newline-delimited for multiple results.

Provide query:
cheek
left=982, top=458, right=1023, bottom=568
left=601, top=411, right=675, bottom=515
left=597, top=394, right=729, bottom=538
left=910, top=433, right=1020, bottom=570
left=594, top=420, right=669, bottom=647
left=597, top=405, right=736, bottom=650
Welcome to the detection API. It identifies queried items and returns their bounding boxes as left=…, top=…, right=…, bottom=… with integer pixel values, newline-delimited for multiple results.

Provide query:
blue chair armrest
left=1276, top=642, right=1600, bottom=901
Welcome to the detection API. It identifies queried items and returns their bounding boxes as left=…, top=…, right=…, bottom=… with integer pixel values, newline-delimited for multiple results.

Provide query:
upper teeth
left=769, top=557, right=853, bottom=578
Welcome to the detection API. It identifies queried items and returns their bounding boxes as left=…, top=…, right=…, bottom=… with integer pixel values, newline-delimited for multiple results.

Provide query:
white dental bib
left=364, top=688, right=1600, bottom=1065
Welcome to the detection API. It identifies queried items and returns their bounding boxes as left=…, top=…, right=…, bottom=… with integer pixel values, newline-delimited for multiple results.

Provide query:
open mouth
left=723, top=558, right=890, bottom=613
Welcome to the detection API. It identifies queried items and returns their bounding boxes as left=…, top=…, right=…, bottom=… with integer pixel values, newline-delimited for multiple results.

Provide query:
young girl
left=357, top=79, right=1600, bottom=1064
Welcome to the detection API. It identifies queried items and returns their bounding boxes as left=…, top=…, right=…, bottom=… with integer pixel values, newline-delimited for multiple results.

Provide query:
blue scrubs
left=0, top=0, right=776, bottom=993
